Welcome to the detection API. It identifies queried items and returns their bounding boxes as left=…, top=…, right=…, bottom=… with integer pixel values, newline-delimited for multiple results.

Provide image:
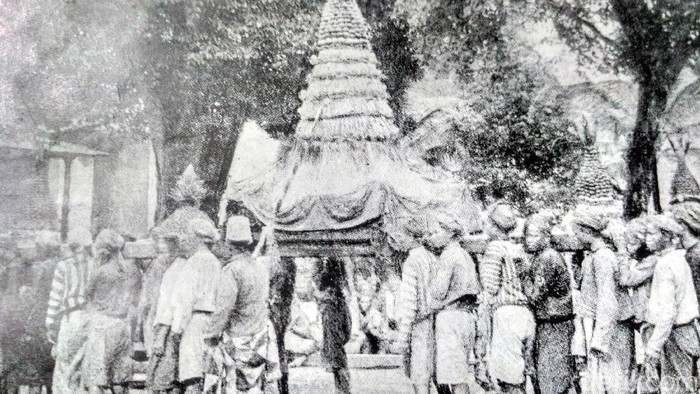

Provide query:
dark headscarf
left=526, top=211, right=558, bottom=238
left=672, top=198, right=700, bottom=236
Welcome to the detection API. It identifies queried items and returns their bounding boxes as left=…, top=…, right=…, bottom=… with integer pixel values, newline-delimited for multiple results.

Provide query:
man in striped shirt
left=476, top=203, right=535, bottom=394
left=45, top=228, right=93, bottom=394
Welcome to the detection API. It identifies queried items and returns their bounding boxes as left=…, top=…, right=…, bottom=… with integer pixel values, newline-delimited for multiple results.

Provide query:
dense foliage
left=460, top=70, right=583, bottom=213
left=395, top=1, right=583, bottom=212
left=540, top=0, right=700, bottom=217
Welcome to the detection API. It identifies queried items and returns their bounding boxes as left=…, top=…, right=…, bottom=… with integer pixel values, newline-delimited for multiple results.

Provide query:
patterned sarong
left=206, top=321, right=280, bottom=394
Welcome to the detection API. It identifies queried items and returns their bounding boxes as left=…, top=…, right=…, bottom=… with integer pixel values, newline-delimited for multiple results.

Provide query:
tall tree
left=142, top=0, right=323, bottom=217
left=395, top=0, right=508, bottom=78
left=1, top=1, right=155, bottom=152
left=542, top=0, right=700, bottom=217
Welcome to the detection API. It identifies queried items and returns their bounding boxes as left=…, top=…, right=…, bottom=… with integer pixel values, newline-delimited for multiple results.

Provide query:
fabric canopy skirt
left=223, top=139, right=481, bottom=251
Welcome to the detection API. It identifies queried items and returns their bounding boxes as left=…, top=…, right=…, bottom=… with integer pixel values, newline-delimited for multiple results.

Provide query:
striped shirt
left=396, top=246, right=436, bottom=346
left=45, top=257, right=91, bottom=342
left=479, top=240, right=529, bottom=308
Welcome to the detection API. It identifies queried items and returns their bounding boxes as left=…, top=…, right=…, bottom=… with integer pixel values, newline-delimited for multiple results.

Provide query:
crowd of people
left=45, top=215, right=286, bottom=394
left=392, top=195, right=700, bottom=394
left=41, top=191, right=700, bottom=394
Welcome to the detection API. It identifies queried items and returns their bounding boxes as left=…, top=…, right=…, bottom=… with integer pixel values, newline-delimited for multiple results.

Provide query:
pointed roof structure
left=574, top=143, right=617, bottom=205
left=296, top=0, right=398, bottom=141
left=672, top=159, right=700, bottom=200
left=670, top=140, right=700, bottom=203
left=221, top=0, right=481, bottom=250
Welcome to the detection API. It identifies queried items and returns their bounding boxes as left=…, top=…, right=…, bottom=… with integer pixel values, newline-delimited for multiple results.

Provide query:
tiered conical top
left=574, top=145, right=616, bottom=204
left=672, top=158, right=700, bottom=202
left=221, top=0, right=482, bottom=242
left=296, top=0, right=399, bottom=141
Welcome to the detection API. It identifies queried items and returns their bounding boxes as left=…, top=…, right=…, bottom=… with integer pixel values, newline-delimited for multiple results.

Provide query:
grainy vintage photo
left=1, top=0, right=700, bottom=393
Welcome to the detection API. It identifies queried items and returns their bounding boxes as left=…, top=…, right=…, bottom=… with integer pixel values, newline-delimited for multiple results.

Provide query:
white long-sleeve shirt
left=646, top=249, right=700, bottom=358
left=153, top=257, right=189, bottom=333
left=396, top=246, right=436, bottom=347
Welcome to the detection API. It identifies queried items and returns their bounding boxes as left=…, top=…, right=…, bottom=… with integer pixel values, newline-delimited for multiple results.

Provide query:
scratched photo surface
left=1, top=1, right=700, bottom=393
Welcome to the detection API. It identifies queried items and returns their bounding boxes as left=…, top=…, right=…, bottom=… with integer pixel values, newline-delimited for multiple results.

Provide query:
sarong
left=52, top=310, right=87, bottom=394
left=435, top=309, right=476, bottom=384
left=406, top=317, right=435, bottom=394
left=585, top=321, right=634, bottom=394
left=535, top=319, right=574, bottom=394
left=147, top=326, right=179, bottom=391
left=180, top=313, right=212, bottom=382
left=660, top=323, right=700, bottom=394
left=81, top=313, right=133, bottom=387
left=221, top=322, right=281, bottom=393
left=489, top=305, right=536, bottom=386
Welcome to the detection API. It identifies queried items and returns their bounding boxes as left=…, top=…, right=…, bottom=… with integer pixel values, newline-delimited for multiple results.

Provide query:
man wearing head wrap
left=570, top=209, right=634, bottom=394
left=640, top=214, right=700, bottom=394
left=46, top=228, right=94, bottom=394
left=393, top=213, right=442, bottom=394
left=615, top=217, right=659, bottom=375
left=426, top=214, right=480, bottom=394
left=169, top=218, right=222, bottom=394
left=477, top=203, right=535, bottom=394
left=672, top=197, right=700, bottom=311
left=517, top=212, right=575, bottom=394
left=149, top=231, right=190, bottom=393
left=82, top=229, right=141, bottom=394
left=136, top=233, right=179, bottom=359
left=203, top=216, right=281, bottom=394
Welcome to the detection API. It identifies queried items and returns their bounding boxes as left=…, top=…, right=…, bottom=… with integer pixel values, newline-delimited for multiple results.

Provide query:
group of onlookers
left=393, top=195, right=700, bottom=394
left=40, top=190, right=700, bottom=394
left=46, top=228, right=140, bottom=394
left=45, top=216, right=283, bottom=394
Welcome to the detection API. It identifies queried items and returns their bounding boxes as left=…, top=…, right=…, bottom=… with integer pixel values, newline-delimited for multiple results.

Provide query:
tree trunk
left=197, top=114, right=244, bottom=221
left=624, top=79, right=667, bottom=219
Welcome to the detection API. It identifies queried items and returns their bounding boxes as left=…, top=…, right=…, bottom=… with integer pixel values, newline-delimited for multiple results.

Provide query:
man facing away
left=477, top=203, right=535, bottom=394
left=46, top=228, right=93, bottom=394
left=136, top=234, right=180, bottom=358
left=149, top=232, right=189, bottom=394
left=204, top=216, right=280, bottom=394
left=428, top=215, right=481, bottom=394
left=518, top=212, right=575, bottom=394
left=394, top=215, right=441, bottom=394
left=570, top=208, right=634, bottom=394
left=316, top=256, right=353, bottom=394
left=173, top=219, right=221, bottom=394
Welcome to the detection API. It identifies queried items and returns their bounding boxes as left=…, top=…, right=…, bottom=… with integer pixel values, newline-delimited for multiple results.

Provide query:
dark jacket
left=519, top=248, right=574, bottom=323
left=687, top=243, right=700, bottom=305
left=206, top=251, right=269, bottom=339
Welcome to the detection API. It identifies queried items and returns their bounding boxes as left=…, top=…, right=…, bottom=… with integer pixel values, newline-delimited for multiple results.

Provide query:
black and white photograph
left=1, top=0, right=700, bottom=393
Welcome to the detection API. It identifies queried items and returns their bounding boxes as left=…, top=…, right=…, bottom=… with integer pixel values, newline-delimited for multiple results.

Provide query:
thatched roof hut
left=574, top=141, right=618, bottom=206
left=670, top=141, right=700, bottom=203
left=221, top=0, right=481, bottom=254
